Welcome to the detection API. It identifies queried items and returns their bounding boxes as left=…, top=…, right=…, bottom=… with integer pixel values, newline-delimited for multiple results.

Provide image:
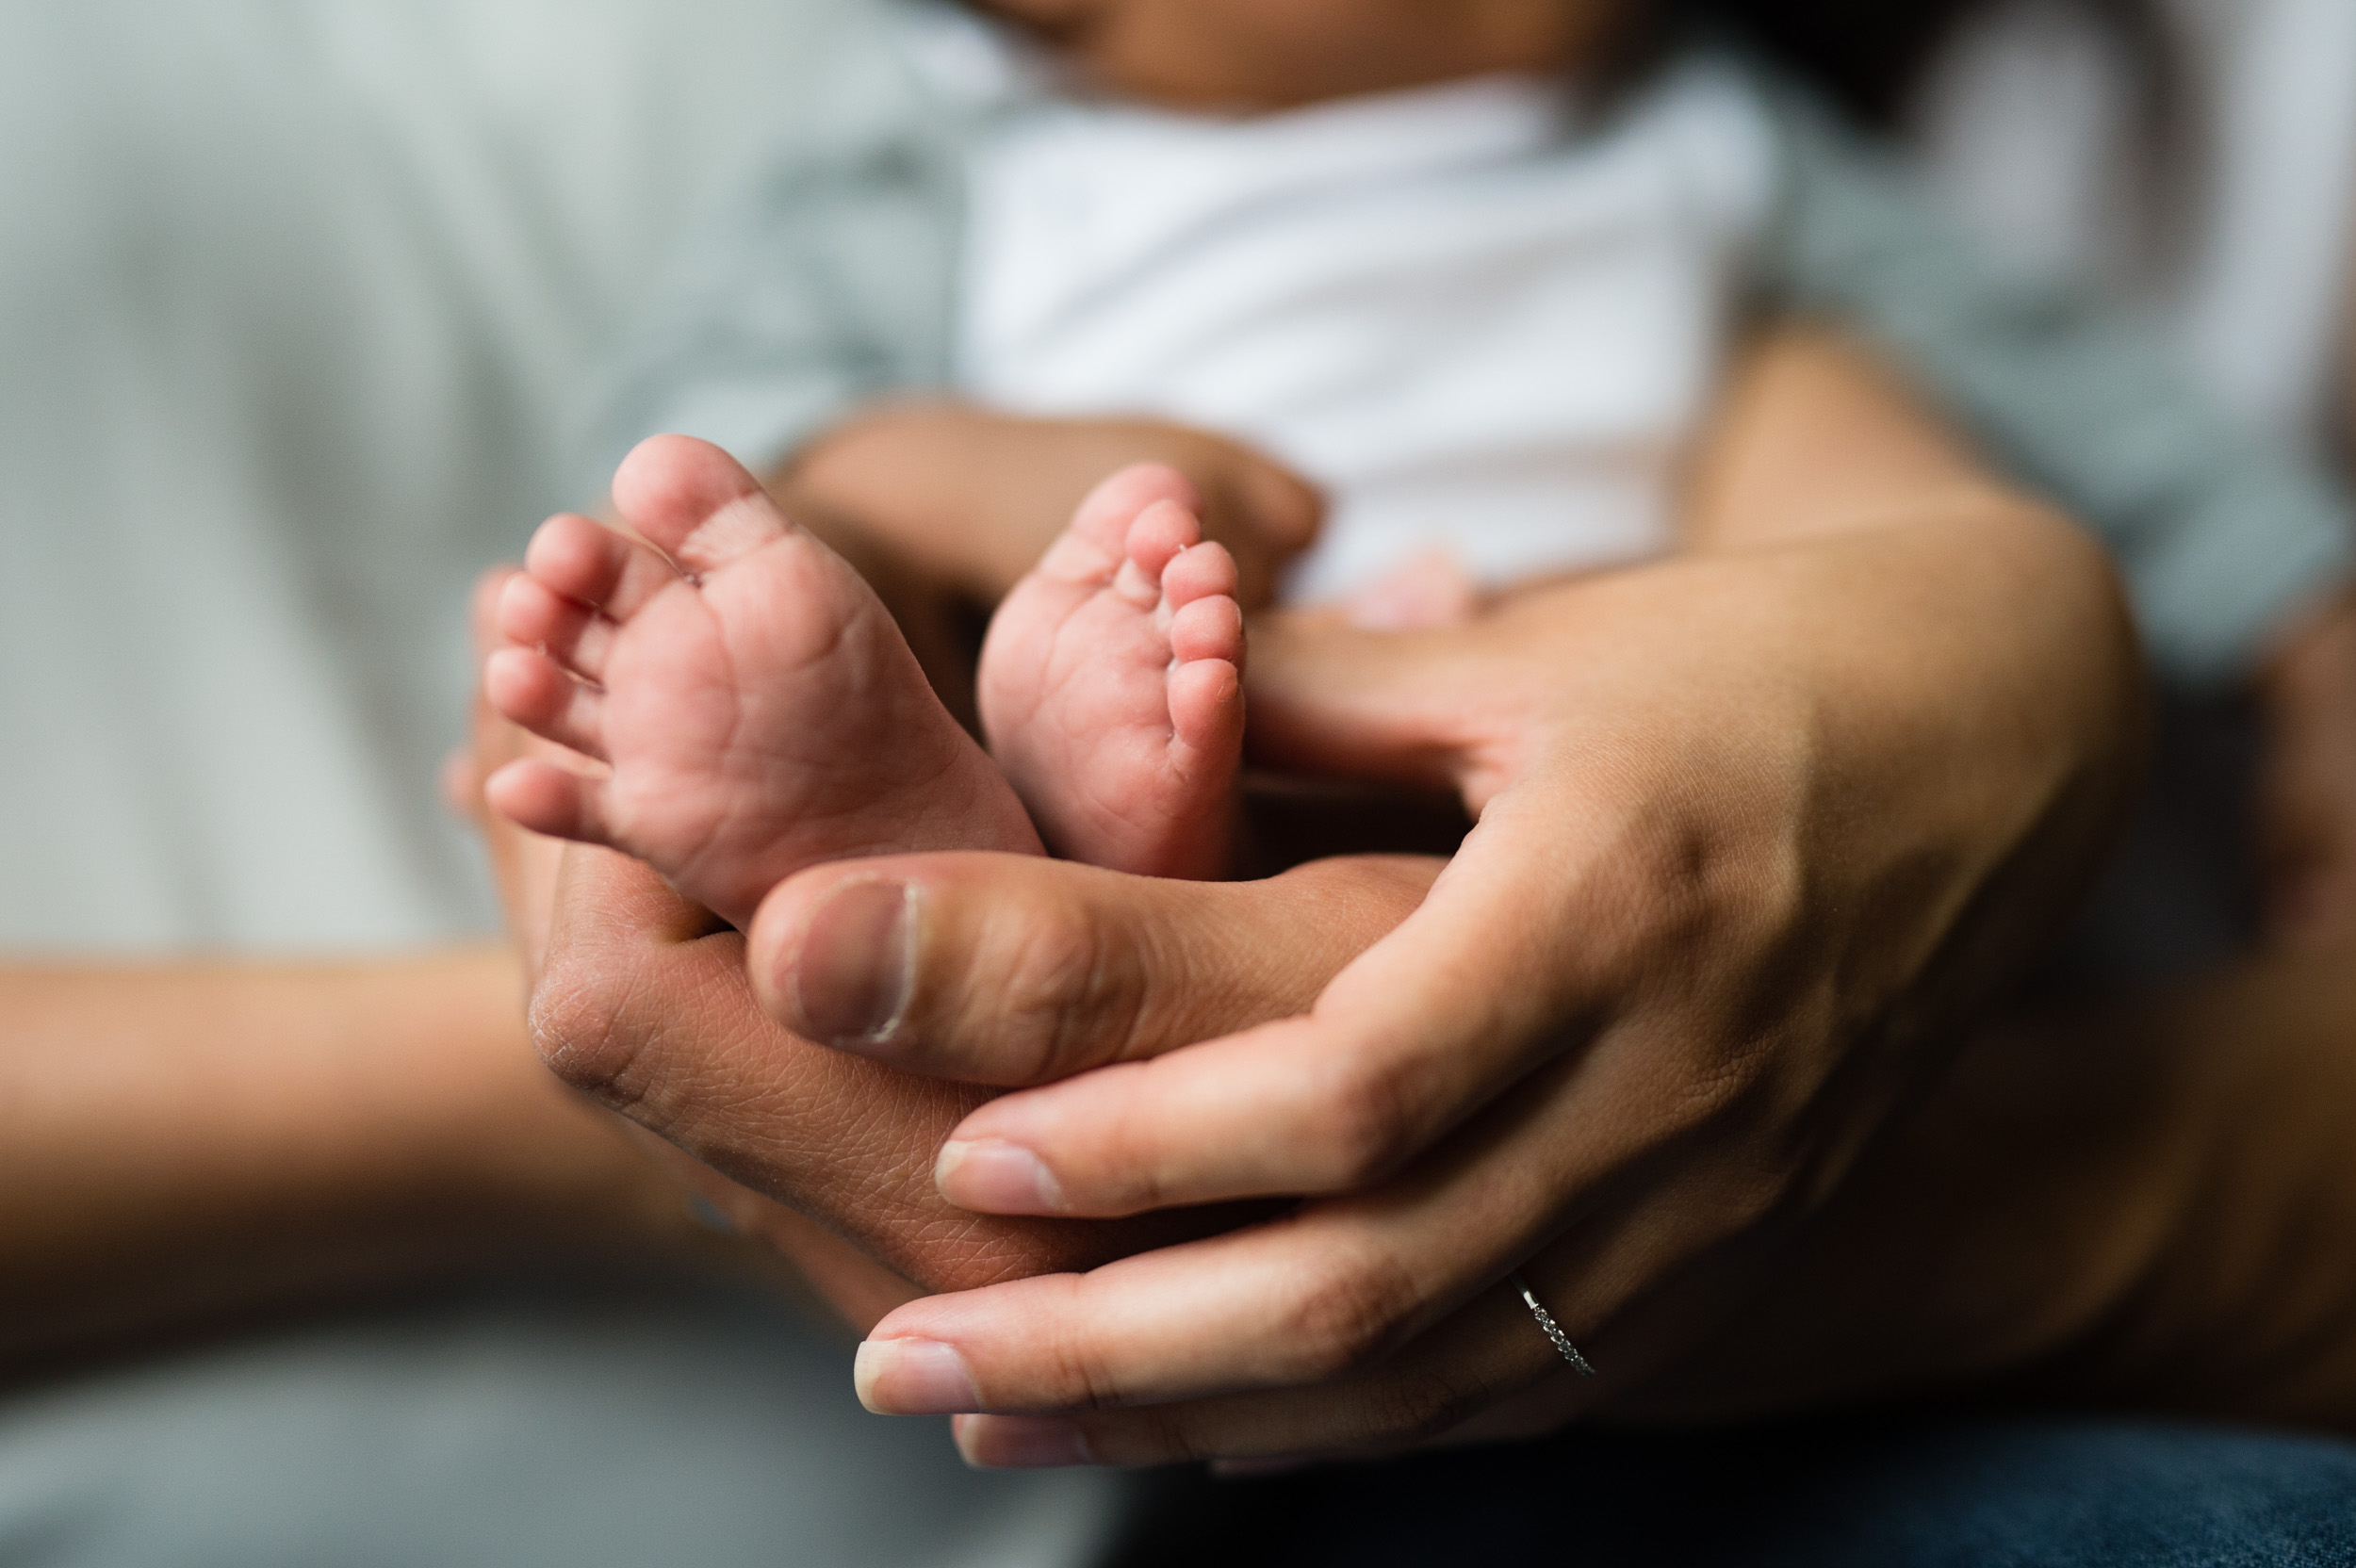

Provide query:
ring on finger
left=1512, top=1270, right=1596, bottom=1377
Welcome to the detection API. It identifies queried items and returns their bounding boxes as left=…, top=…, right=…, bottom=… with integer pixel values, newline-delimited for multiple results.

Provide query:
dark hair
left=1667, top=0, right=2180, bottom=135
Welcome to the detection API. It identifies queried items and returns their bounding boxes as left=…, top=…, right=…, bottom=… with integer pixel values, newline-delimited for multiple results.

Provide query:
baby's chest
left=956, top=101, right=1768, bottom=486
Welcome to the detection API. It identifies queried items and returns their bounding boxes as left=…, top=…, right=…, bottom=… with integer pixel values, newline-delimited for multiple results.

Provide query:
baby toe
left=499, top=573, right=597, bottom=661
left=484, top=646, right=609, bottom=760
left=483, top=759, right=616, bottom=847
left=1125, top=498, right=1202, bottom=579
left=1169, top=595, right=1244, bottom=667
left=1167, top=657, right=1244, bottom=760
left=1069, top=464, right=1200, bottom=556
left=612, top=434, right=793, bottom=573
left=524, top=514, right=633, bottom=608
left=1161, top=541, right=1238, bottom=610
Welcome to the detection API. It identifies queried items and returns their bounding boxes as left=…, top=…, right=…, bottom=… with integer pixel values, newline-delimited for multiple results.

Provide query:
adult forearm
left=1686, top=330, right=2054, bottom=550
left=0, top=950, right=716, bottom=1366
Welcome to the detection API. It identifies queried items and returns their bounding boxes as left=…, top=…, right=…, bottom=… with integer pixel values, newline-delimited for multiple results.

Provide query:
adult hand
left=813, top=506, right=2140, bottom=1464
left=527, top=841, right=1436, bottom=1297
left=523, top=333, right=2145, bottom=1462
left=771, top=336, right=2150, bottom=1465
left=781, top=402, right=1324, bottom=609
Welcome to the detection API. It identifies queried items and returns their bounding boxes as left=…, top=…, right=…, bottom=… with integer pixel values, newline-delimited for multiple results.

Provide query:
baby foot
left=978, top=465, right=1246, bottom=879
left=483, top=434, right=1041, bottom=929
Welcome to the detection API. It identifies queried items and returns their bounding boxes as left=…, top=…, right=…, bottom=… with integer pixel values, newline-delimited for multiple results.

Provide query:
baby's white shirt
left=954, top=53, right=1778, bottom=604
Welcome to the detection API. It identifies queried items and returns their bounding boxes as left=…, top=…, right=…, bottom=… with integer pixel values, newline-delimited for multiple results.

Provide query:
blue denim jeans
left=1107, top=1416, right=2356, bottom=1567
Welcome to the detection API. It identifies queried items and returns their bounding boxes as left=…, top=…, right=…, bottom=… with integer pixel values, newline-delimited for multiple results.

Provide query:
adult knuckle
left=1669, top=1036, right=1769, bottom=1134
left=1027, top=1286, right=1129, bottom=1409
left=990, top=896, right=1149, bottom=1079
left=1121, top=1404, right=1215, bottom=1467
left=526, top=958, right=650, bottom=1111
left=1313, top=1059, right=1420, bottom=1189
left=1283, top=1249, right=1420, bottom=1380
left=1358, top=1367, right=1487, bottom=1446
left=974, top=898, right=1102, bottom=1079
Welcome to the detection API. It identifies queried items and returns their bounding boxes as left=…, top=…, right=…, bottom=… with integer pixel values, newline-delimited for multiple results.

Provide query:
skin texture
left=520, top=332, right=2184, bottom=1465
left=532, top=844, right=1433, bottom=1290
left=972, top=0, right=1618, bottom=112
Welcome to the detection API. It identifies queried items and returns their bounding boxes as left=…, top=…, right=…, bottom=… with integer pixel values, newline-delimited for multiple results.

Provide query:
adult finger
left=930, top=770, right=1693, bottom=1216
left=930, top=539, right=2055, bottom=1220
left=744, top=851, right=1440, bottom=1086
left=907, top=580, right=1657, bottom=1216
left=853, top=1032, right=1793, bottom=1421
left=948, top=1276, right=1578, bottom=1469
left=529, top=844, right=1268, bottom=1294
left=946, top=1192, right=1706, bottom=1467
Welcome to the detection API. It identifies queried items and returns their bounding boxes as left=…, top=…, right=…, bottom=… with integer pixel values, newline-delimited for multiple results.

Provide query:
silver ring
left=1513, top=1270, right=1596, bottom=1377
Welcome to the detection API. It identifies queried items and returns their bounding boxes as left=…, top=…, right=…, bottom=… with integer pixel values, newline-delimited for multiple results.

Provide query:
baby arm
left=779, top=403, right=1322, bottom=610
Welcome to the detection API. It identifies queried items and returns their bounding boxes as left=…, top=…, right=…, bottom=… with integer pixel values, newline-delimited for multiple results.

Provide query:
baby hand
left=2257, top=584, right=2356, bottom=947
left=781, top=403, right=1323, bottom=608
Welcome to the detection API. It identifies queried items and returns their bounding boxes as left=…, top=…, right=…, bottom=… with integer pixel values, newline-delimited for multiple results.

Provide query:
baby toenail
left=789, top=878, right=918, bottom=1049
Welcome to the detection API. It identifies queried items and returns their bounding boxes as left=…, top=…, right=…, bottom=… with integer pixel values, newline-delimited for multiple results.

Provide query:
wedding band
left=1513, top=1270, right=1597, bottom=1377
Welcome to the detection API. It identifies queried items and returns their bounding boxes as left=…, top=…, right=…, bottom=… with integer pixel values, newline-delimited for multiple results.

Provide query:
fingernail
left=854, top=1338, right=979, bottom=1415
left=936, top=1139, right=1065, bottom=1214
left=790, top=878, right=918, bottom=1049
left=956, top=1414, right=1093, bottom=1470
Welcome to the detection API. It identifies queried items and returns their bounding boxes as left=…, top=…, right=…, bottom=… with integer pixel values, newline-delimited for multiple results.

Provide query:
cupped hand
left=520, top=332, right=2150, bottom=1464
left=780, top=402, right=1324, bottom=609
left=526, top=841, right=1435, bottom=1296
left=793, top=492, right=2144, bottom=1466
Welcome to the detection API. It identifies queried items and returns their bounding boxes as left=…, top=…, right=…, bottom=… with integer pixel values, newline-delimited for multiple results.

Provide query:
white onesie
left=954, top=44, right=1779, bottom=605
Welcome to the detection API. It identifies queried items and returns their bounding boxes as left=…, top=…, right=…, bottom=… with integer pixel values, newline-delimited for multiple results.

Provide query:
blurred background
left=1918, top=0, right=2354, bottom=469
left=0, top=0, right=873, bottom=954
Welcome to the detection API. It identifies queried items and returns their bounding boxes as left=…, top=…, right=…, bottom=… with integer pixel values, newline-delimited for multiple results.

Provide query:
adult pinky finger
left=948, top=1271, right=1598, bottom=1469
